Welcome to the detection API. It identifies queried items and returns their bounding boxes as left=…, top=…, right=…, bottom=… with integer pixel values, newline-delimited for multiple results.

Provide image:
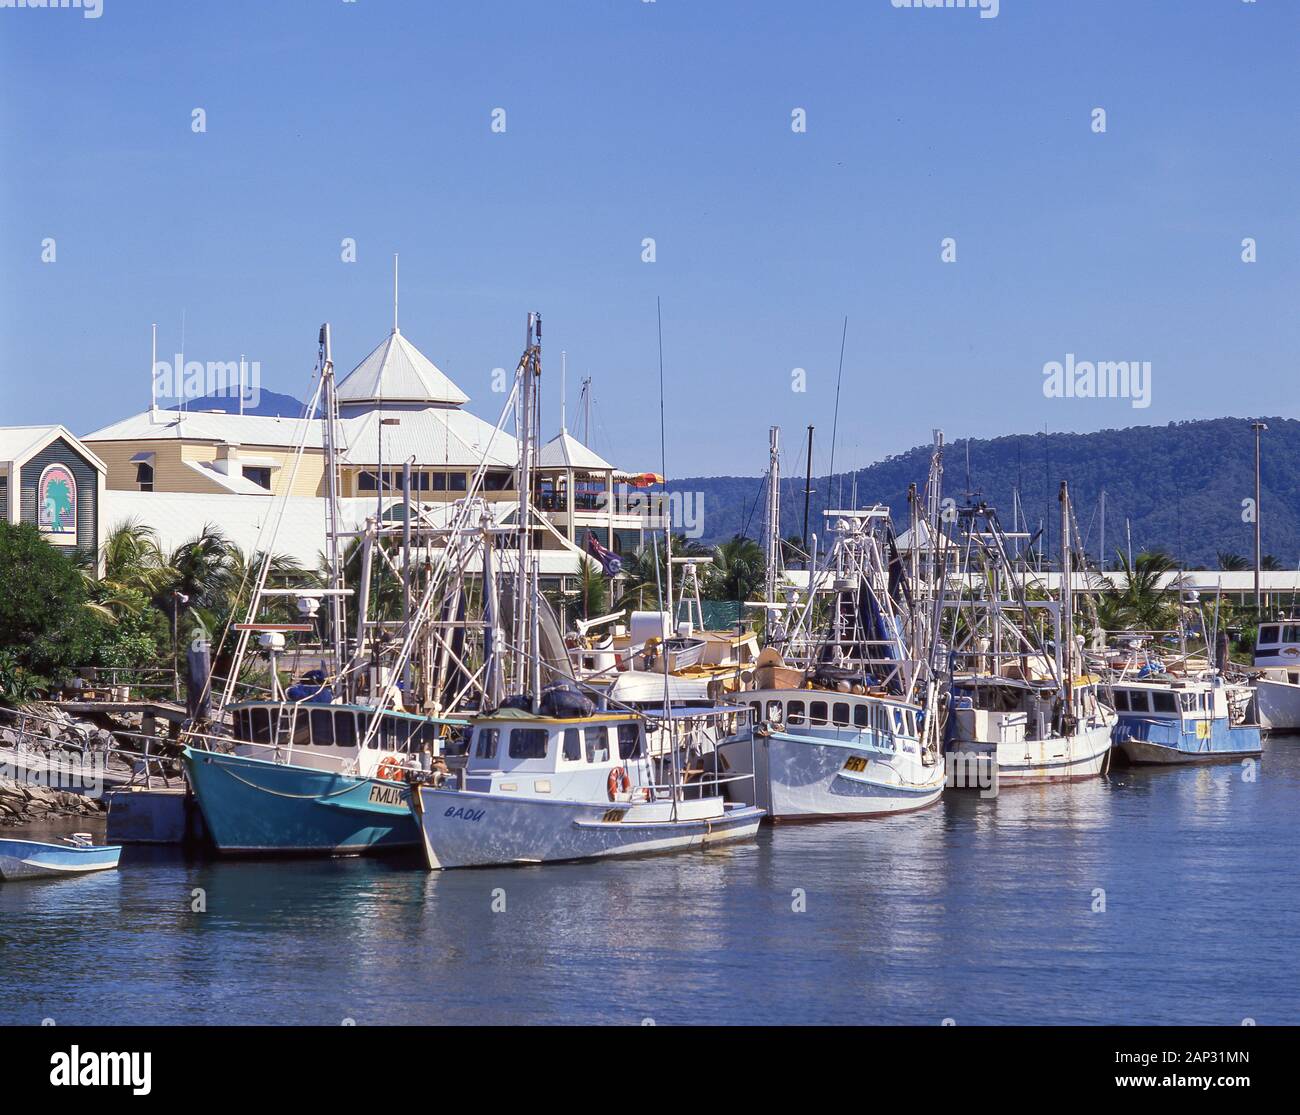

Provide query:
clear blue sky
left=2, top=0, right=1296, bottom=479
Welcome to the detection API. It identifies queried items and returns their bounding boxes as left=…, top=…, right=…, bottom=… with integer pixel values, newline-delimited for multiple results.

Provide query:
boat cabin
left=1108, top=680, right=1228, bottom=723
left=741, top=688, right=921, bottom=758
left=229, top=701, right=451, bottom=773
left=1254, top=622, right=1300, bottom=670
left=462, top=712, right=651, bottom=800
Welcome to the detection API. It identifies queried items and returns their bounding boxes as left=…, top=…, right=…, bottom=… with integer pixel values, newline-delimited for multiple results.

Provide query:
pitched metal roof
left=538, top=430, right=613, bottom=471
left=83, top=409, right=325, bottom=448
left=336, top=328, right=469, bottom=406
left=338, top=407, right=517, bottom=468
left=0, top=424, right=106, bottom=472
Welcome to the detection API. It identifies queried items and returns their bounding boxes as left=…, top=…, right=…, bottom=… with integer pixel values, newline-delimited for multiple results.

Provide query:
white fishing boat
left=716, top=435, right=947, bottom=820
left=942, top=484, right=1117, bottom=788
left=1250, top=620, right=1300, bottom=732
left=408, top=313, right=763, bottom=868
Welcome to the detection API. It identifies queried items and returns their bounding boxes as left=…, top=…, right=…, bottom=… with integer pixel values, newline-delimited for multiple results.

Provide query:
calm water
left=3, top=741, right=1298, bottom=1026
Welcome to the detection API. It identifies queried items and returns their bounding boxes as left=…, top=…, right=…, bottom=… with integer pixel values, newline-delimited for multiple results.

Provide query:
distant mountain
left=669, top=418, right=1298, bottom=569
left=168, top=387, right=307, bottom=418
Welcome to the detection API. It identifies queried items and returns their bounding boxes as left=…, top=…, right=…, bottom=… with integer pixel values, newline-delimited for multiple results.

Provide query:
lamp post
left=1252, top=421, right=1267, bottom=617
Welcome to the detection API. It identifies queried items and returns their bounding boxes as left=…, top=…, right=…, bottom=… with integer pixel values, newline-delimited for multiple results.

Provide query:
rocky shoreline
left=0, top=776, right=106, bottom=828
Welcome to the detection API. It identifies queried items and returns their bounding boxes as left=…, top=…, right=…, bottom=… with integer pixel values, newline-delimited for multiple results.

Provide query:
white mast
left=149, top=323, right=158, bottom=416
left=763, top=425, right=782, bottom=603
left=320, top=324, right=347, bottom=690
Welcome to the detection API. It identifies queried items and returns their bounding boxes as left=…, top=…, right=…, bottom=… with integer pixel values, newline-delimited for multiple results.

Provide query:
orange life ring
left=377, top=754, right=406, bottom=782
left=607, top=765, right=631, bottom=801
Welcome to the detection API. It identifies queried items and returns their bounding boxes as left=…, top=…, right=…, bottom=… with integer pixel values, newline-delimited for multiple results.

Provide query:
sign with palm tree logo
left=38, top=463, right=77, bottom=545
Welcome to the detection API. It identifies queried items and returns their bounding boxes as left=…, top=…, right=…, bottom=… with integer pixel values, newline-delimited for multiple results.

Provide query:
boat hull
left=1113, top=716, right=1262, bottom=766
left=411, top=786, right=762, bottom=869
left=945, top=722, right=1114, bottom=787
left=717, top=728, right=945, bottom=821
left=181, top=747, right=418, bottom=855
left=0, top=839, right=121, bottom=880
left=1252, top=678, right=1300, bottom=733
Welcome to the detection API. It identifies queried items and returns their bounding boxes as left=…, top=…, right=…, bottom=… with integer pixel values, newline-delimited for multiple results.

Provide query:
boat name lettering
left=444, top=806, right=485, bottom=822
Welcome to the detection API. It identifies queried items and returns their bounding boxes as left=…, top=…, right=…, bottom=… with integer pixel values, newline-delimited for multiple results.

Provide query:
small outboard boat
left=0, top=833, right=122, bottom=881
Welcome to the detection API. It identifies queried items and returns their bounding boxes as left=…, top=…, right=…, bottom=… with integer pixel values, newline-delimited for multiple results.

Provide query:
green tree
left=709, top=535, right=765, bottom=603
left=0, top=522, right=90, bottom=679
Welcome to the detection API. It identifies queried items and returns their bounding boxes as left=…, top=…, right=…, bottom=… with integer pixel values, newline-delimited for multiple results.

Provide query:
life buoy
left=607, top=765, right=631, bottom=800
left=377, top=754, right=406, bottom=782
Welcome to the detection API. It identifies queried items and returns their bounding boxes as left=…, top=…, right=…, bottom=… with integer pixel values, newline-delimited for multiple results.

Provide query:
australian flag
left=585, top=531, right=622, bottom=577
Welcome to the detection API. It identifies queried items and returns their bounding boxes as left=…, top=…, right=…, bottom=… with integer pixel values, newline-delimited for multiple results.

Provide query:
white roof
left=336, top=329, right=469, bottom=406
left=0, top=424, right=105, bottom=472
left=538, top=430, right=613, bottom=471
left=84, top=409, right=324, bottom=448
left=183, top=460, right=275, bottom=495
left=338, top=407, right=517, bottom=468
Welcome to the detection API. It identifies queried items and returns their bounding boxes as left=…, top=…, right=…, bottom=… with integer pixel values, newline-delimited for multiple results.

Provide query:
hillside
left=670, top=418, right=1299, bottom=569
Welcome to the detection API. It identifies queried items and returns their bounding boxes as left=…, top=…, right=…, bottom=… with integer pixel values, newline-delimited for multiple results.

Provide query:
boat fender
left=607, top=765, right=631, bottom=800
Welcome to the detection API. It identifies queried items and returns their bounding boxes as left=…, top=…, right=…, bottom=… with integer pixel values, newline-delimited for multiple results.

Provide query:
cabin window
left=309, top=709, right=338, bottom=745
left=509, top=728, right=549, bottom=760
left=1152, top=692, right=1177, bottom=714
left=893, top=708, right=905, bottom=733
left=1290, top=672, right=1300, bottom=685
left=787, top=701, right=805, bottom=725
left=809, top=701, right=828, bottom=725
left=586, top=726, right=610, bottom=763
left=767, top=701, right=784, bottom=722
left=1286, top=625, right=1300, bottom=644
left=905, top=710, right=916, bottom=737
left=617, top=723, right=642, bottom=760
left=748, top=701, right=762, bottom=720
left=562, top=728, right=582, bottom=762
left=854, top=704, right=869, bottom=728
left=1112, top=690, right=1130, bottom=712
left=249, top=708, right=273, bottom=744
left=475, top=728, right=499, bottom=760
left=832, top=702, right=851, bottom=727
left=1131, top=691, right=1150, bottom=713
left=1258, top=626, right=1279, bottom=646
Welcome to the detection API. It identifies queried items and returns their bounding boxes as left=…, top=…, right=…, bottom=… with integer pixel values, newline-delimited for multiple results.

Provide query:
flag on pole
left=585, top=531, right=622, bottom=577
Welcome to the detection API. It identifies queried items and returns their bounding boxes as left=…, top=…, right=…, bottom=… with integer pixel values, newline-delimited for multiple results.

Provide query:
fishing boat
left=0, top=834, right=122, bottom=880
left=717, top=465, right=946, bottom=820
left=408, top=313, right=763, bottom=868
left=1249, top=619, right=1300, bottom=732
left=1110, top=674, right=1262, bottom=764
left=942, top=485, right=1117, bottom=787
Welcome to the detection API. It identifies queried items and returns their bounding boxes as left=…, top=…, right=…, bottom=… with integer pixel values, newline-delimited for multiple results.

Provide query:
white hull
left=1253, top=678, right=1300, bottom=732
left=717, top=730, right=945, bottom=821
left=411, top=787, right=762, bottom=869
left=946, top=722, right=1113, bottom=787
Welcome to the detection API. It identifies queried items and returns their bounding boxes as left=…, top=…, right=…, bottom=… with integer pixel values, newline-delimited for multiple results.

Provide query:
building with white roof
left=83, top=319, right=661, bottom=579
left=0, top=424, right=106, bottom=569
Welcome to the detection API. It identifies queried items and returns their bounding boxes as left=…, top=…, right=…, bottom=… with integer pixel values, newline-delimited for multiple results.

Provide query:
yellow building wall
left=87, top=439, right=326, bottom=498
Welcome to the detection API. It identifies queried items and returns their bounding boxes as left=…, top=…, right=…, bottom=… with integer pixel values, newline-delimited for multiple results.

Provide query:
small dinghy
left=0, top=833, right=122, bottom=881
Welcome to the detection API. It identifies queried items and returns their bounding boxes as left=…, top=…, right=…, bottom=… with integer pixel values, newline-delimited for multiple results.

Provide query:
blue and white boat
left=0, top=834, right=122, bottom=880
left=182, top=701, right=463, bottom=855
left=1110, top=675, right=1262, bottom=765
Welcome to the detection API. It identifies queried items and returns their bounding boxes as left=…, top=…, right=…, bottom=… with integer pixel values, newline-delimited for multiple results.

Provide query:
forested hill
left=669, top=418, right=1300, bottom=569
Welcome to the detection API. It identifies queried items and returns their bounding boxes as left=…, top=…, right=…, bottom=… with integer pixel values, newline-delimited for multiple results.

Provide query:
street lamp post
left=1252, top=421, right=1267, bottom=617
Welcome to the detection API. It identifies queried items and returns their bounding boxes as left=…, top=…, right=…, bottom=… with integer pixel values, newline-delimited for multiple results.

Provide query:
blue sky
left=2, top=0, right=1296, bottom=478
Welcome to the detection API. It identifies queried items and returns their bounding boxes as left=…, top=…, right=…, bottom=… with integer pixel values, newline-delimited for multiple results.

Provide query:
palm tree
left=709, top=535, right=765, bottom=603
left=575, top=556, right=608, bottom=620
left=615, top=543, right=665, bottom=611
left=1105, top=548, right=1184, bottom=630
left=1217, top=551, right=1249, bottom=571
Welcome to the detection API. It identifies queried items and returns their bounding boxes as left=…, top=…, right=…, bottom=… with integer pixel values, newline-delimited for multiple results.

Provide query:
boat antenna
left=825, top=315, right=847, bottom=509
left=149, top=322, right=158, bottom=419
left=802, top=424, right=814, bottom=569
left=392, top=252, right=399, bottom=333
left=561, top=349, right=567, bottom=434
left=656, top=295, right=682, bottom=813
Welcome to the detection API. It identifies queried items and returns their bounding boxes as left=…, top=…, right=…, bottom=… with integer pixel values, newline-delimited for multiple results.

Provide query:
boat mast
left=1060, top=480, right=1074, bottom=728
left=764, top=425, right=781, bottom=604
left=801, top=424, right=814, bottom=569
left=319, top=324, right=348, bottom=695
left=514, top=312, right=542, bottom=705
